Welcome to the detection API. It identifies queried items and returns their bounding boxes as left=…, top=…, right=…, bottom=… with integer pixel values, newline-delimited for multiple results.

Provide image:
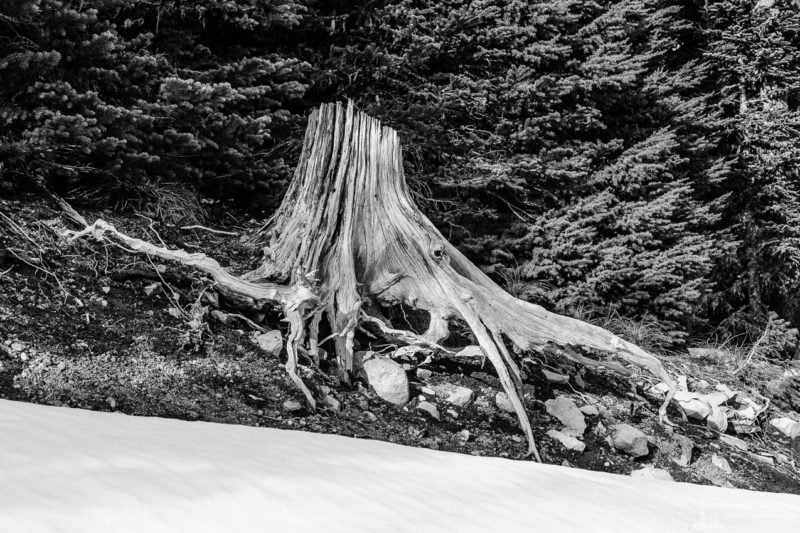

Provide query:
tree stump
left=69, top=101, right=677, bottom=461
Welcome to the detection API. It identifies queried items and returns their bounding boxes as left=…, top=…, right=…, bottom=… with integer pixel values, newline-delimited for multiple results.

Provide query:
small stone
left=457, top=429, right=470, bottom=444
left=99, top=299, right=108, bottom=308
left=364, top=412, right=378, bottom=423
left=702, top=391, right=730, bottom=407
left=579, top=404, right=599, bottom=417
left=545, top=396, right=587, bottom=436
left=362, top=355, right=410, bottom=406
left=692, top=379, right=711, bottom=392
left=323, top=395, right=341, bottom=411
left=673, top=435, right=693, bottom=467
left=187, top=411, right=200, bottom=420
left=417, top=401, right=440, bottom=420
left=210, top=310, right=232, bottom=325
left=282, top=399, right=303, bottom=413
left=101, top=286, right=111, bottom=294
left=446, top=409, right=459, bottom=419
left=631, top=467, right=674, bottom=482
left=495, top=392, right=515, bottom=413
left=19, top=352, right=28, bottom=362
left=143, top=282, right=162, bottom=297
left=416, top=368, right=433, bottom=381
left=166, top=307, right=182, bottom=318
left=421, top=386, right=436, bottom=395
left=706, top=405, right=729, bottom=433
left=678, top=375, right=688, bottom=391
left=770, top=417, right=800, bottom=438
left=715, top=383, right=737, bottom=400
left=546, top=429, right=586, bottom=452
left=254, top=330, right=283, bottom=357
left=594, top=421, right=607, bottom=435
left=9, top=342, right=23, bottom=352
left=106, top=397, right=117, bottom=410
left=648, top=382, right=670, bottom=395
left=443, top=385, right=474, bottom=408
left=542, top=369, right=569, bottom=384
left=674, top=391, right=712, bottom=420
left=561, top=460, right=572, bottom=467
left=610, top=424, right=650, bottom=458
left=711, top=454, right=732, bottom=474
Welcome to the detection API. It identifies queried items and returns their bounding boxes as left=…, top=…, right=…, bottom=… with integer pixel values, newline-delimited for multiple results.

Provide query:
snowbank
left=1, top=400, right=797, bottom=532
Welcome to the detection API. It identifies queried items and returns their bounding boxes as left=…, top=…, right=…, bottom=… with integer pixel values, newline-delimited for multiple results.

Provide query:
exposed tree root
left=65, top=220, right=319, bottom=408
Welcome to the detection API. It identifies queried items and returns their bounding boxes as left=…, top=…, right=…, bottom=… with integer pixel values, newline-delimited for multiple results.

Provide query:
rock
left=692, top=379, right=711, bottom=392
left=674, top=391, right=712, bottom=420
left=719, top=434, right=748, bottom=451
left=702, top=391, right=730, bottom=407
left=673, top=435, right=693, bottom=467
left=446, top=408, right=459, bottom=419
left=392, top=345, right=425, bottom=363
left=648, top=382, right=670, bottom=395
left=677, top=375, right=688, bottom=391
left=416, top=368, right=433, bottom=381
left=594, top=421, right=607, bottom=435
left=561, top=460, right=572, bottom=467
left=106, top=397, right=117, bottom=410
left=420, top=386, right=436, bottom=396
left=282, top=399, right=303, bottom=413
left=715, top=383, right=737, bottom=400
left=546, top=429, right=586, bottom=452
left=457, top=429, right=470, bottom=444
left=444, top=385, right=474, bottom=408
left=542, top=369, right=569, bottom=384
left=362, top=355, right=410, bottom=405
left=495, top=392, right=515, bottom=413
left=711, top=454, right=732, bottom=474
left=417, top=401, right=440, bottom=420
left=210, top=309, right=232, bottom=325
left=610, top=424, right=650, bottom=458
left=323, top=395, right=341, bottom=412
left=769, top=417, right=800, bottom=438
left=364, top=411, right=378, bottom=423
left=143, top=282, right=162, bottom=297
left=101, top=286, right=111, bottom=294
left=579, top=404, right=599, bottom=417
left=545, top=396, right=587, bottom=436
left=631, top=467, right=674, bottom=482
left=254, top=330, right=283, bottom=356
left=706, top=405, right=729, bottom=433
left=9, top=342, right=23, bottom=352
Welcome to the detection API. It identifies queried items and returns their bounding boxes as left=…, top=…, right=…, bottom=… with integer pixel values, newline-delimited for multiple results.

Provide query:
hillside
left=2, top=195, right=799, bottom=500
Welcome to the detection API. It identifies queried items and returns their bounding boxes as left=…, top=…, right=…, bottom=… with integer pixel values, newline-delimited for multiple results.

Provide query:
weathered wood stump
left=69, top=101, right=677, bottom=461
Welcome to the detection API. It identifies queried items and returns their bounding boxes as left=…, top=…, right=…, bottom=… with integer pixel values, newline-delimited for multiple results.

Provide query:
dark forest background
left=1, top=0, right=799, bottom=355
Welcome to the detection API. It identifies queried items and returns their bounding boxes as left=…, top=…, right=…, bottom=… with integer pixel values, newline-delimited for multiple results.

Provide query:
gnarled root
left=66, top=219, right=321, bottom=409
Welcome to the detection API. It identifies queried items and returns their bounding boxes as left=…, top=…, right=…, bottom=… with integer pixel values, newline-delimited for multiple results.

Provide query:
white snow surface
left=1, top=400, right=799, bottom=533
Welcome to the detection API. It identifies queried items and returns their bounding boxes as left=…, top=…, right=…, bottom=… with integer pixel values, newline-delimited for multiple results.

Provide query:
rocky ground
left=1, top=194, right=799, bottom=495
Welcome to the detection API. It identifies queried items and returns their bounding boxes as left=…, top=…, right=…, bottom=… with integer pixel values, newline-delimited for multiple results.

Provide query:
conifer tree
left=701, top=0, right=800, bottom=351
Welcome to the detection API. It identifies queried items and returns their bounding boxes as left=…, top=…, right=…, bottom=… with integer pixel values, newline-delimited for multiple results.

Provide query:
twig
left=180, top=225, right=239, bottom=237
